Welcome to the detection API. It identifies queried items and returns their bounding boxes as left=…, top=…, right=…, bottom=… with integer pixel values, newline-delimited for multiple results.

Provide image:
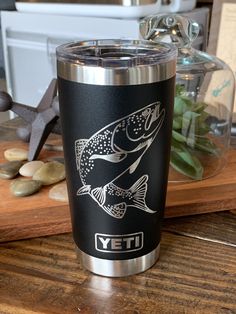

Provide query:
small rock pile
left=0, top=148, right=68, bottom=202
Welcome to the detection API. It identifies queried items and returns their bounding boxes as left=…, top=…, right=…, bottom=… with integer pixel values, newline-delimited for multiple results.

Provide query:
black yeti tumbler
left=57, top=39, right=177, bottom=277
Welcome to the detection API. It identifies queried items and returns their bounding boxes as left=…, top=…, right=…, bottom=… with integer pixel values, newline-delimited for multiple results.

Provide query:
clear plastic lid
left=56, top=39, right=177, bottom=68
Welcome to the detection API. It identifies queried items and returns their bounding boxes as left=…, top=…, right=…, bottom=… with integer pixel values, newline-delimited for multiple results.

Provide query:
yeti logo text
left=95, top=232, right=143, bottom=253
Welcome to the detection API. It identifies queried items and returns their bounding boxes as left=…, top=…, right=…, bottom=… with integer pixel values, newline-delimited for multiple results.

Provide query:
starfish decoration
left=0, top=79, right=61, bottom=161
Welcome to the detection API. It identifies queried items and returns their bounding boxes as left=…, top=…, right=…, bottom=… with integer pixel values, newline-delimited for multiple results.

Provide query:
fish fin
left=130, top=175, right=156, bottom=213
left=91, top=187, right=106, bottom=205
left=129, top=156, right=142, bottom=174
left=103, top=203, right=127, bottom=219
left=90, top=153, right=126, bottom=163
left=75, top=139, right=88, bottom=170
left=77, top=185, right=91, bottom=195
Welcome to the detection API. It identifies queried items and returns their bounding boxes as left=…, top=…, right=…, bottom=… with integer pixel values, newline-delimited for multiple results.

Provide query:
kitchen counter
left=0, top=119, right=235, bottom=313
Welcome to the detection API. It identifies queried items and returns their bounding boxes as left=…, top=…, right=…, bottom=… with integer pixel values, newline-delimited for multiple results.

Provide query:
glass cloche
left=140, top=14, right=235, bottom=182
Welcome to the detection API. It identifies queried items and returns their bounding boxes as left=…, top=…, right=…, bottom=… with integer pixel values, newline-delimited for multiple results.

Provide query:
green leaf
left=193, top=110, right=211, bottom=136
left=172, top=130, right=186, bottom=143
left=192, top=102, right=208, bottom=113
left=171, top=139, right=204, bottom=180
left=197, top=110, right=209, bottom=123
left=174, top=96, right=194, bottom=116
left=194, top=137, right=219, bottom=155
left=174, top=97, right=187, bottom=116
left=182, top=111, right=200, bottom=140
left=195, top=122, right=211, bottom=136
left=171, top=138, right=184, bottom=152
left=172, top=116, right=182, bottom=130
left=170, top=150, right=203, bottom=180
left=175, top=84, right=185, bottom=96
left=171, top=85, right=219, bottom=180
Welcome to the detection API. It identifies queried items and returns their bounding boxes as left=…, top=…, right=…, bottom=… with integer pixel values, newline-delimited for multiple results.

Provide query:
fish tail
left=130, top=175, right=156, bottom=213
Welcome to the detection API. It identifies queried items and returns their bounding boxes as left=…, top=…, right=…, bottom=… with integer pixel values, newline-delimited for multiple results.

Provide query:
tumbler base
left=76, top=244, right=160, bottom=277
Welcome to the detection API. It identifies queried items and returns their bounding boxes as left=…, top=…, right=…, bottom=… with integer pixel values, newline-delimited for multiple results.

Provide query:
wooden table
left=0, top=119, right=235, bottom=313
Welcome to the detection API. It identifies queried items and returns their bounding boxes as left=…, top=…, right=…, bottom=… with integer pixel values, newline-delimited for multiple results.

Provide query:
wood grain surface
left=163, top=211, right=236, bottom=247
left=0, top=226, right=235, bottom=314
left=1, top=120, right=236, bottom=242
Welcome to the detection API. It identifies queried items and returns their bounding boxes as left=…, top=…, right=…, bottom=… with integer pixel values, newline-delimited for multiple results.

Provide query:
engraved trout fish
left=75, top=102, right=165, bottom=219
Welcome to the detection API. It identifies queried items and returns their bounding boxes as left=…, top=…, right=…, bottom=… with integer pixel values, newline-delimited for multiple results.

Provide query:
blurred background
left=0, top=0, right=214, bottom=123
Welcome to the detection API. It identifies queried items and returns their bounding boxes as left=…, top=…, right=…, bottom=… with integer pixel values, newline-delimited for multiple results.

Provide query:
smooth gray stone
left=0, top=160, right=23, bottom=179
left=49, top=181, right=68, bottom=202
left=33, top=161, right=65, bottom=185
left=10, top=179, right=42, bottom=197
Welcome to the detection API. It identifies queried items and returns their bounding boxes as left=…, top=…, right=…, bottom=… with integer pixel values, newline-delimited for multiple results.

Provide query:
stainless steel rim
left=57, top=61, right=176, bottom=85
left=16, top=0, right=157, bottom=7
left=77, top=244, right=160, bottom=277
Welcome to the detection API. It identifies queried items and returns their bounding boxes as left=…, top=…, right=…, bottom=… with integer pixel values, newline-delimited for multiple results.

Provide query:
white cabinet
left=1, top=11, right=139, bottom=107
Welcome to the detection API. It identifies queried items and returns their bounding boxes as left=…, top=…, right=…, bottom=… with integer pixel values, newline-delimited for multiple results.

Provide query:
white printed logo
left=95, top=232, right=143, bottom=253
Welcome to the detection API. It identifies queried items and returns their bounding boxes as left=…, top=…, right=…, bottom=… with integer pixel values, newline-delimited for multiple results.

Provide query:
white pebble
left=49, top=182, right=68, bottom=202
left=19, top=160, right=44, bottom=177
left=4, top=148, right=28, bottom=161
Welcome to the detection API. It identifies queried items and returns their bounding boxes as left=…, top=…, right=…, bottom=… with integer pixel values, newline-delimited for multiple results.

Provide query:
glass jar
left=140, top=14, right=235, bottom=182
